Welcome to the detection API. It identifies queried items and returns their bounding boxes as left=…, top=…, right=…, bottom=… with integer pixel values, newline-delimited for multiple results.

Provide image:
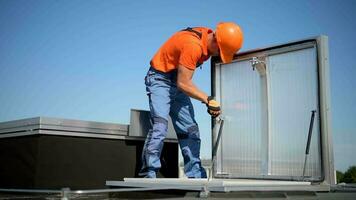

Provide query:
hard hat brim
left=219, top=49, right=234, bottom=64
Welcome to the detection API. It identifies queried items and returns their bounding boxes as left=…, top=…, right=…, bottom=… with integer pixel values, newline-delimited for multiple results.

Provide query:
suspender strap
left=181, top=27, right=204, bottom=69
left=181, top=27, right=202, bottom=39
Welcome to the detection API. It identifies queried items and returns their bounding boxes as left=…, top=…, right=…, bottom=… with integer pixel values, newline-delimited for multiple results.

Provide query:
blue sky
left=0, top=0, right=355, bottom=172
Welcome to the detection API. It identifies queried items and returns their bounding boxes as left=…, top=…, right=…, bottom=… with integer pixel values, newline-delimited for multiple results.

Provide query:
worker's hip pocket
left=144, top=67, right=176, bottom=98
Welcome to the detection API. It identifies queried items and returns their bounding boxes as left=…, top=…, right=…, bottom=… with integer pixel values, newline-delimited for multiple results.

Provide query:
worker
left=139, top=22, right=243, bottom=178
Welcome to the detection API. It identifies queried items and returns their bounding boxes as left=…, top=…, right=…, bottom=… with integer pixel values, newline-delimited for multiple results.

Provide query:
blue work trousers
left=139, top=67, right=207, bottom=178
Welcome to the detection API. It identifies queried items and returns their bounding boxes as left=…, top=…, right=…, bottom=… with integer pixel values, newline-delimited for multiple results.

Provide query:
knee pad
left=152, top=116, right=168, bottom=135
left=187, top=124, right=200, bottom=139
left=176, top=124, right=200, bottom=139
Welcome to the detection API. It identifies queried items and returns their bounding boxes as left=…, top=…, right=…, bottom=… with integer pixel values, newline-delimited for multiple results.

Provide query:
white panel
left=267, top=47, right=321, bottom=178
left=215, top=46, right=322, bottom=180
left=216, top=60, right=266, bottom=176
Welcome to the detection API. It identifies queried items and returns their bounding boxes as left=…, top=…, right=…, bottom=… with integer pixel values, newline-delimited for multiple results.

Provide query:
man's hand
left=207, top=97, right=221, bottom=118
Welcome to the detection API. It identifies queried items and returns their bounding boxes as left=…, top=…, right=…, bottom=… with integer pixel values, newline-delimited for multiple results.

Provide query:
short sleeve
left=178, top=43, right=202, bottom=70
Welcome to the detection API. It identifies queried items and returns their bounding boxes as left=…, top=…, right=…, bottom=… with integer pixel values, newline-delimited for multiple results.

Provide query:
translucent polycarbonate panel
left=267, top=47, right=322, bottom=178
left=214, top=45, right=322, bottom=180
left=215, top=60, right=267, bottom=176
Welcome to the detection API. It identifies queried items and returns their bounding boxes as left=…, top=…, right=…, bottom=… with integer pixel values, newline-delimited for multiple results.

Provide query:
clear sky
left=0, top=0, right=355, bottom=172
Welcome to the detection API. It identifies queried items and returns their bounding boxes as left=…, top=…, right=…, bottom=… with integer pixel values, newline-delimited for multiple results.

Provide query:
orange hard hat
left=215, top=22, right=244, bottom=63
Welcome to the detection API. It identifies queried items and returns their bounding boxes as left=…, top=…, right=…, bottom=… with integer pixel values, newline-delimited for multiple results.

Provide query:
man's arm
left=177, top=65, right=209, bottom=104
left=177, top=65, right=221, bottom=117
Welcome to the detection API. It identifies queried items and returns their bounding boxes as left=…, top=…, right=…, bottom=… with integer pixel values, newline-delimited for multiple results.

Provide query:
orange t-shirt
left=150, top=27, right=212, bottom=73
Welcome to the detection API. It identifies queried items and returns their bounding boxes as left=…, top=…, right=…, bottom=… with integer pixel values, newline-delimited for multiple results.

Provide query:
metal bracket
left=61, top=188, right=70, bottom=200
left=250, top=57, right=265, bottom=70
left=199, top=186, right=210, bottom=198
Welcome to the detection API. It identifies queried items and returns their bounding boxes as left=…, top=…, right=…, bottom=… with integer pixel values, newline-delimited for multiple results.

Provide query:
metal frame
left=0, top=117, right=128, bottom=135
left=0, top=116, right=178, bottom=143
left=106, top=178, right=330, bottom=192
left=0, top=187, right=193, bottom=200
left=211, top=36, right=334, bottom=186
left=2, top=184, right=356, bottom=199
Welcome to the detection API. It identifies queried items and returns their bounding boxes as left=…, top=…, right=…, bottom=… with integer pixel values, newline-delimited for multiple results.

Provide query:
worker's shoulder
left=173, top=31, right=202, bottom=47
